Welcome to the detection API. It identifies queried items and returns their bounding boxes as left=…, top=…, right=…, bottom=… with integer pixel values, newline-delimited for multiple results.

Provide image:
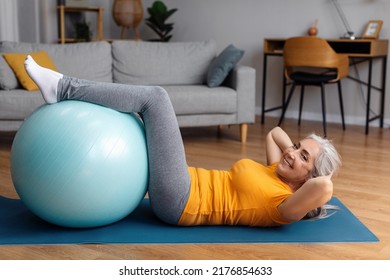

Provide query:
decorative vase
left=113, top=0, right=144, bottom=40
left=307, top=19, right=318, bottom=36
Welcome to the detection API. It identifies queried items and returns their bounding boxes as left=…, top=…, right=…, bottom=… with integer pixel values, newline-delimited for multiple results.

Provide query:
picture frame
left=362, top=20, right=383, bottom=39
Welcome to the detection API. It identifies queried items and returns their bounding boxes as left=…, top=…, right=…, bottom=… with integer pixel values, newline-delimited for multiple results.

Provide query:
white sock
left=24, top=55, right=63, bottom=104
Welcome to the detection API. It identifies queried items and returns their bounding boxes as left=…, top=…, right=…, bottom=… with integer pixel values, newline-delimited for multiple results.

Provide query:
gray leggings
left=57, top=76, right=191, bottom=225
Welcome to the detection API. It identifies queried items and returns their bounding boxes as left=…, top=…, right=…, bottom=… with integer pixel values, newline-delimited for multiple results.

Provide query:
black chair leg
left=278, top=83, right=296, bottom=126
left=337, top=81, right=346, bottom=130
left=298, top=85, right=305, bottom=126
left=320, top=83, right=327, bottom=137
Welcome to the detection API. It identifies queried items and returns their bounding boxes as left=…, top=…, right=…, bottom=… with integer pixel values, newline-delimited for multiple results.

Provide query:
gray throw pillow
left=207, top=44, right=244, bottom=87
left=0, top=55, right=19, bottom=90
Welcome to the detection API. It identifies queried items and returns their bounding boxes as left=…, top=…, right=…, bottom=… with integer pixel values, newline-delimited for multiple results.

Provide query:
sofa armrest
left=224, top=65, right=256, bottom=124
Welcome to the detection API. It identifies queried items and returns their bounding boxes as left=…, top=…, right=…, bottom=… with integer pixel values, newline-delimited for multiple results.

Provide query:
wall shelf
left=57, top=5, right=103, bottom=44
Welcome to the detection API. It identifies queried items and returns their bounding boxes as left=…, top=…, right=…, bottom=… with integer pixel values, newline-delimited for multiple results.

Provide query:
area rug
left=0, top=196, right=378, bottom=245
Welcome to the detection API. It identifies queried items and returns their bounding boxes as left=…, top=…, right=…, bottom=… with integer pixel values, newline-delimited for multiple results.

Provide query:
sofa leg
left=240, top=124, right=248, bottom=143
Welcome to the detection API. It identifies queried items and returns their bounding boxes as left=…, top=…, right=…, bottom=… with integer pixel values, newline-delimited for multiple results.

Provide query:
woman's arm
left=265, top=126, right=293, bottom=165
left=277, top=175, right=333, bottom=222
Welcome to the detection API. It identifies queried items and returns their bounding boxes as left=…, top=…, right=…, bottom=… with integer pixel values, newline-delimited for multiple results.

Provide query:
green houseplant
left=74, top=21, right=92, bottom=42
left=145, top=1, right=178, bottom=42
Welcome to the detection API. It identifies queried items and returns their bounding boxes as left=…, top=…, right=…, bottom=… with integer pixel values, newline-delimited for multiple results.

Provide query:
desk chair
left=278, top=36, right=349, bottom=136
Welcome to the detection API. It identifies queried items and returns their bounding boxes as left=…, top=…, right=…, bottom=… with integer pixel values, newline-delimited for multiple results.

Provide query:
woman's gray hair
left=303, top=133, right=342, bottom=221
left=303, top=204, right=340, bottom=221
left=306, top=133, right=341, bottom=178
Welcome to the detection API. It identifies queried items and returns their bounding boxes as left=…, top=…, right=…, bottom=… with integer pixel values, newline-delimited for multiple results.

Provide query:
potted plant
left=145, top=1, right=178, bottom=42
left=74, top=21, right=92, bottom=42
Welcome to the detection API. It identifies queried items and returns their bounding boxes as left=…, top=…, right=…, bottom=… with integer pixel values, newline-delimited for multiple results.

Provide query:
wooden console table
left=261, top=38, right=389, bottom=134
left=58, top=5, right=103, bottom=44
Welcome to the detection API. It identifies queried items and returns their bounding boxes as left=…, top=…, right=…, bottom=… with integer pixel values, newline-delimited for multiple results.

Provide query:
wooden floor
left=1, top=117, right=390, bottom=260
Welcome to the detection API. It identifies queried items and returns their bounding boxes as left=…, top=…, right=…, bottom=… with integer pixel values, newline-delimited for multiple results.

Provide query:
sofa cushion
left=0, top=89, right=44, bottom=120
left=0, top=55, right=19, bottom=90
left=207, top=44, right=244, bottom=87
left=3, top=50, right=58, bottom=91
left=112, top=40, right=216, bottom=85
left=0, top=41, right=112, bottom=89
left=162, top=85, right=237, bottom=115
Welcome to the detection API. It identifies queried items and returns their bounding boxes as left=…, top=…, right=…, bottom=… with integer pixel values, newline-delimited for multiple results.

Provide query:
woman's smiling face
left=276, top=138, right=321, bottom=189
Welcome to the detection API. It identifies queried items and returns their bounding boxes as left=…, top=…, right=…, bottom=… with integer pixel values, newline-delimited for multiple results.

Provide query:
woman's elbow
left=317, top=178, right=334, bottom=203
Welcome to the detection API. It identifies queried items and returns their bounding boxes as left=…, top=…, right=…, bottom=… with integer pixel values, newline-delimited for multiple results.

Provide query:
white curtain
left=0, top=0, right=19, bottom=41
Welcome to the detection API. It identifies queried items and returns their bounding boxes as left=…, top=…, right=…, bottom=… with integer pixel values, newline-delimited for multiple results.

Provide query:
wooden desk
left=261, top=38, right=389, bottom=134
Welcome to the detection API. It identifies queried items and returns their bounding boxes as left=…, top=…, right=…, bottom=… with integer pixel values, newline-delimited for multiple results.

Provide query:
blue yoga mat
left=0, top=196, right=378, bottom=245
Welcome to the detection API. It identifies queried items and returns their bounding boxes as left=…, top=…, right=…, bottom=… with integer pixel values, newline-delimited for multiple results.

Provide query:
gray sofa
left=0, top=40, right=255, bottom=142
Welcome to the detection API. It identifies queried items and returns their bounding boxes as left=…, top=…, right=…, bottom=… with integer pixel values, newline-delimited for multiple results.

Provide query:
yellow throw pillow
left=2, top=50, right=58, bottom=91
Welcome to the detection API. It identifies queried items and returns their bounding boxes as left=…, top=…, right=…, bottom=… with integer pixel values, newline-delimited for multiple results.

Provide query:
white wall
left=16, top=0, right=390, bottom=127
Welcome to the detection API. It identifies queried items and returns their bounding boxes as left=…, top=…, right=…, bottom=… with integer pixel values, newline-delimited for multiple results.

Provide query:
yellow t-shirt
left=178, top=159, right=293, bottom=227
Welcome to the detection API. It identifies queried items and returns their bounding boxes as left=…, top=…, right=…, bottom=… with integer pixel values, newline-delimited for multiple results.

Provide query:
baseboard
left=255, top=106, right=390, bottom=128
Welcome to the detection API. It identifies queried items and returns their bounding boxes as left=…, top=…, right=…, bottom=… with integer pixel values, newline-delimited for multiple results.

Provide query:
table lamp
left=331, top=0, right=356, bottom=39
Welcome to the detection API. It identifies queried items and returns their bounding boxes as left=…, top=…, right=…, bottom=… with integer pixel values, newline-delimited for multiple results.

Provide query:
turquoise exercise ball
left=11, top=101, right=148, bottom=228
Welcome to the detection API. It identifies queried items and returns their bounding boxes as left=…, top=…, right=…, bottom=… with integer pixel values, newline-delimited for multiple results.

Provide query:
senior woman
left=25, top=55, right=341, bottom=227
